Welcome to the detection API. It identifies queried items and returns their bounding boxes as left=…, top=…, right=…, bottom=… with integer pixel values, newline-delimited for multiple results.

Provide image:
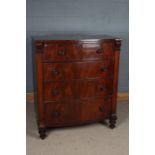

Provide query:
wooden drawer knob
left=58, top=49, right=66, bottom=56
left=96, top=48, right=103, bottom=54
left=51, top=89, right=59, bottom=96
left=100, top=86, right=106, bottom=91
left=100, top=67, right=107, bottom=72
left=52, top=111, right=60, bottom=117
left=51, top=68, right=59, bottom=76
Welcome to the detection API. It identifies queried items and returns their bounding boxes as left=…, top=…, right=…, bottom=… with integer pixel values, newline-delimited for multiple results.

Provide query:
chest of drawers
left=33, top=35, right=121, bottom=139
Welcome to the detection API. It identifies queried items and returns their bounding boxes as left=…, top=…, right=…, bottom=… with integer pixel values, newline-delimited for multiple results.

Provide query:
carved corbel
left=115, top=39, right=121, bottom=51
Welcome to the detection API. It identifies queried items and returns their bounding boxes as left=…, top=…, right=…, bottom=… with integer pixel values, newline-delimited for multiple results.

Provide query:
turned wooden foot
left=39, top=128, right=46, bottom=139
left=109, top=114, right=117, bottom=129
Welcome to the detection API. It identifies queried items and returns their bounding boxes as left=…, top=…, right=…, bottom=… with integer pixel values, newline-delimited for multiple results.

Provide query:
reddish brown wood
left=35, top=43, right=45, bottom=129
left=45, top=98, right=108, bottom=126
left=33, top=35, right=121, bottom=139
left=43, top=41, right=114, bottom=62
left=79, top=98, right=108, bottom=122
left=44, top=79, right=112, bottom=101
left=44, top=60, right=114, bottom=81
left=109, top=39, right=121, bottom=128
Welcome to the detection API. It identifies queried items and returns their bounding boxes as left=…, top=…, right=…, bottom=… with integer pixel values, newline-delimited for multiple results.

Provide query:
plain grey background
left=26, top=0, right=129, bottom=92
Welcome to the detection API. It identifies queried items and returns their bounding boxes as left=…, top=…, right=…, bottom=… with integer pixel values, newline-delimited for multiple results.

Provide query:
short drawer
left=45, top=98, right=108, bottom=126
left=44, top=79, right=113, bottom=101
left=44, top=60, right=114, bottom=81
left=43, top=42, right=114, bottom=62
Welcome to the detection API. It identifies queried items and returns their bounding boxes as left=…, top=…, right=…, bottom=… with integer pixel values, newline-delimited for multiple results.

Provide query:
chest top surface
left=33, top=34, right=121, bottom=42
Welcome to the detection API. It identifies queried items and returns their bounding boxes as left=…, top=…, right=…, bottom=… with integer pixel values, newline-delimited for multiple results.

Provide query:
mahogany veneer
left=33, top=34, right=121, bottom=139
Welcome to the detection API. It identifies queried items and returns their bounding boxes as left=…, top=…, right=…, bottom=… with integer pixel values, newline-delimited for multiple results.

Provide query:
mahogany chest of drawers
left=33, top=35, right=121, bottom=139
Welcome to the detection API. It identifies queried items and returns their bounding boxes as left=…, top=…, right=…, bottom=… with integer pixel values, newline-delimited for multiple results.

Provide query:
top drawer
left=43, top=42, right=115, bottom=62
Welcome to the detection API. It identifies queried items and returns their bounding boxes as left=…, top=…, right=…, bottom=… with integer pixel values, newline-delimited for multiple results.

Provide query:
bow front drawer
left=44, top=60, right=114, bottom=81
left=45, top=98, right=108, bottom=126
left=43, top=42, right=114, bottom=62
left=44, top=79, right=113, bottom=101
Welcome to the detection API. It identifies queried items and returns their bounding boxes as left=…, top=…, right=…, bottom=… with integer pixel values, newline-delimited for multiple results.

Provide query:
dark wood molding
left=35, top=42, right=44, bottom=53
left=115, top=39, right=121, bottom=51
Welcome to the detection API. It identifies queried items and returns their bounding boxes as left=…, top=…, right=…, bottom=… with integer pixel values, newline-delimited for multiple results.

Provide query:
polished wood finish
left=45, top=98, right=108, bottom=126
left=44, top=60, right=114, bottom=81
left=43, top=41, right=114, bottom=62
left=35, top=43, right=45, bottom=129
left=33, top=35, right=121, bottom=139
left=110, top=40, right=121, bottom=128
left=44, top=79, right=112, bottom=101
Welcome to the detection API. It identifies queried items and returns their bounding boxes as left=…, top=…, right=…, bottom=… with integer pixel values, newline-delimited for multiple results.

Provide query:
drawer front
left=43, top=42, right=114, bottom=62
left=79, top=98, right=109, bottom=122
left=45, top=98, right=108, bottom=125
left=45, top=100, right=80, bottom=125
left=44, top=60, right=114, bottom=81
left=43, top=43, right=81, bottom=62
left=44, top=79, right=113, bottom=101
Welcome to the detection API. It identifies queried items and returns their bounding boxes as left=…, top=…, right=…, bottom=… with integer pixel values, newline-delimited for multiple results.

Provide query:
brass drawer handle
left=96, top=48, right=103, bottom=54
left=52, top=111, right=60, bottom=117
left=58, top=49, right=66, bottom=56
left=99, top=106, right=104, bottom=112
left=51, top=68, right=59, bottom=76
left=51, top=89, right=59, bottom=96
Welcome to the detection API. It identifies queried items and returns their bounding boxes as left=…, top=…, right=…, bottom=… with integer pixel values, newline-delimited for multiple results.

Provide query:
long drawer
left=43, top=42, right=115, bottom=62
left=45, top=97, right=110, bottom=126
left=44, top=79, right=113, bottom=101
left=44, top=60, right=114, bottom=81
